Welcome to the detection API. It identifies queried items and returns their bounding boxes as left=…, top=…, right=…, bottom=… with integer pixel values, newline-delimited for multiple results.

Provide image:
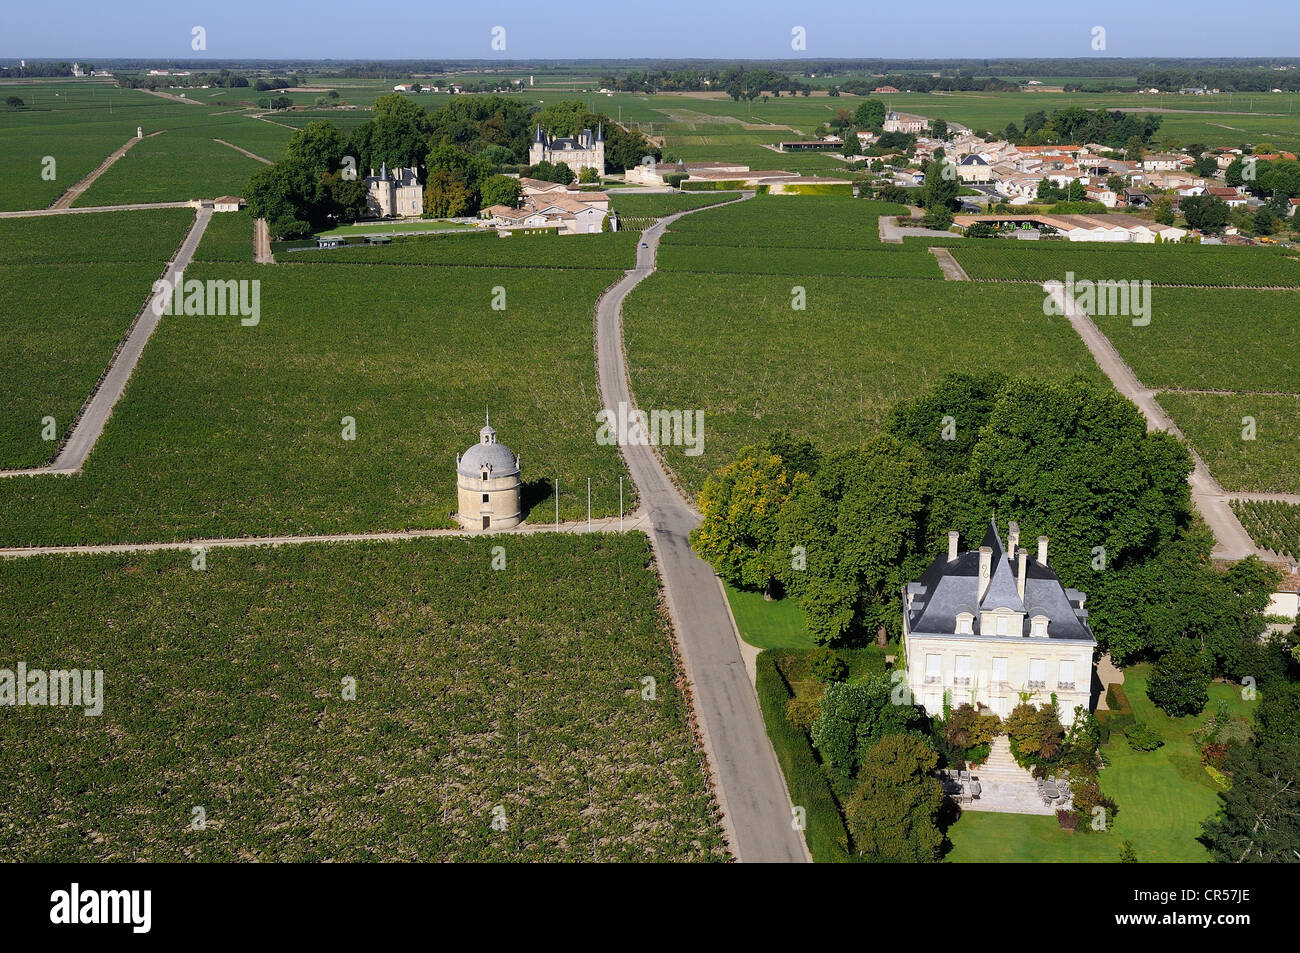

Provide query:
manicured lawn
left=947, top=665, right=1253, bottom=862
left=724, top=584, right=817, bottom=649
left=314, top=220, right=477, bottom=238
left=0, top=533, right=727, bottom=861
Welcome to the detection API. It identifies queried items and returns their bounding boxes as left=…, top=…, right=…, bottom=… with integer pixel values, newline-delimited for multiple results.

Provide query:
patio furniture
left=969, top=781, right=981, bottom=799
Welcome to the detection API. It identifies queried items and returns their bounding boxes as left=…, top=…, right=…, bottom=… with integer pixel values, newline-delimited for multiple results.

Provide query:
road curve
left=596, top=195, right=810, bottom=863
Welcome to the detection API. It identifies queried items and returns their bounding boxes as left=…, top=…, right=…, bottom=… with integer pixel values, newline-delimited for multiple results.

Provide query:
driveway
left=596, top=195, right=810, bottom=863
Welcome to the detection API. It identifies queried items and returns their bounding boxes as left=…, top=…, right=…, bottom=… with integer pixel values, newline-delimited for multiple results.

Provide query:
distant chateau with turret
left=364, top=163, right=423, bottom=218
left=529, top=124, right=606, bottom=178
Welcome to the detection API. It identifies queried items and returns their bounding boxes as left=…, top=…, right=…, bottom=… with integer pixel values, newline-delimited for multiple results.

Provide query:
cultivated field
left=1091, top=288, right=1300, bottom=392
left=0, top=208, right=196, bottom=469
left=623, top=273, right=1105, bottom=494
left=1232, top=500, right=1300, bottom=560
left=0, top=261, right=630, bottom=546
left=952, top=243, right=1300, bottom=288
left=0, top=533, right=727, bottom=861
left=1158, top=392, right=1300, bottom=494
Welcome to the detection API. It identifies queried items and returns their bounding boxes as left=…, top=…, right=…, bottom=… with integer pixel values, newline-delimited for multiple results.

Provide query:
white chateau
left=364, top=163, right=423, bottom=218
left=529, top=124, right=605, bottom=178
left=455, top=416, right=522, bottom=531
left=902, top=519, right=1097, bottom=726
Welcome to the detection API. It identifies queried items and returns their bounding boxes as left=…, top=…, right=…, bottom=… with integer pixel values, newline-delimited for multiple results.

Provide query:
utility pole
left=587, top=478, right=591, bottom=530
left=555, top=478, right=559, bottom=529
left=619, top=477, right=623, bottom=532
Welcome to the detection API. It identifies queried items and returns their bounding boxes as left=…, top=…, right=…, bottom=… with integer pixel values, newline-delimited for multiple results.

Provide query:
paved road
left=878, top=213, right=957, bottom=243
left=0, top=512, right=653, bottom=559
left=1, top=208, right=213, bottom=478
left=596, top=196, right=810, bottom=863
left=1044, top=281, right=1264, bottom=561
left=50, top=132, right=163, bottom=209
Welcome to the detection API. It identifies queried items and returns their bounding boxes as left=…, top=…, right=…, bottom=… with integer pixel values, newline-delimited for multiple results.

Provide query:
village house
left=883, top=110, right=927, bottom=134
left=902, top=520, right=1097, bottom=726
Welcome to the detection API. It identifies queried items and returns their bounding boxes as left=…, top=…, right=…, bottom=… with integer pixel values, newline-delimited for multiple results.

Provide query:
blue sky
left=4, top=1, right=1298, bottom=59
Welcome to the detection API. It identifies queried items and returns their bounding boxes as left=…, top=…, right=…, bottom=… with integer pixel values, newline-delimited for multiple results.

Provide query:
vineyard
left=1090, top=288, right=1300, bottom=392
left=0, top=261, right=632, bottom=546
left=656, top=243, right=942, bottom=278
left=287, top=229, right=638, bottom=270
left=952, top=243, right=1300, bottom=288
left=0, top=208, right=196, bottom=470
left=661, top=195, right=908, bottom=250
left=1233, top=500, right=1300, bottom=559
left=622, top=272, right=1104, bottom=495
left=1158, top=392, right=1300, bottom=494
left=609, top=191, right=741, bottom=218
left=0, top=534, right=728, bottom=861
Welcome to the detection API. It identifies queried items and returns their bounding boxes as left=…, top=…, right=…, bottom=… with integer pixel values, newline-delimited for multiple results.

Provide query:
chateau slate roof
left=907, top=519, right=1094, bottom=642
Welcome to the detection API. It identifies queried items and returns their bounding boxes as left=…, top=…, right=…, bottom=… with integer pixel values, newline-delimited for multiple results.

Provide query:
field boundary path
left=213, top=138, right=272, bottom=165
left=254, top=217, right=275, bottom=263
left=0, top=511, right=653, bottom=559
left=929, top=246, right=969, bottom=280
left=49, top=131, right=165, bottom=210
left=595, top=193, right=811, bottom=863
left=0, top=202, right=191, bottom=219
left=1043, top=281, right=1266, bottom=561
left=0, top=207, right=213, bottom=479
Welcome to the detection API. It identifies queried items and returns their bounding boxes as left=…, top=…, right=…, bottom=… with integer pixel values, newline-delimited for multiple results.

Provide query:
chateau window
left=992, top=657, right=1007, bottom=684
left=482, top=494, right=490, bottom=503
left=955, top=613, right=973, bottom=634
left=924, top=653, right=942, bottom=685
left=1028, top=658, right=1046, bottom=689
left=954, top=655, right=972, bottom=686
left=995, top=614, right=1008, bottom=636
left=1058, top=660, right=1076, bottom=690
left=1031, top=616, right=1048, bottom=637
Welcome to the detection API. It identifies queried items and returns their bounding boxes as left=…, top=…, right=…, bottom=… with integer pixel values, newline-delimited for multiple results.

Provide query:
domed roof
left=457, top=419, right=519, bottom=479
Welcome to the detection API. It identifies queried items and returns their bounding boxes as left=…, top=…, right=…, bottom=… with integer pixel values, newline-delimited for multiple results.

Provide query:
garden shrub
left=1124, top=722, right=1164, bottom=751
left=1147, top=651, right=1211, bottom=717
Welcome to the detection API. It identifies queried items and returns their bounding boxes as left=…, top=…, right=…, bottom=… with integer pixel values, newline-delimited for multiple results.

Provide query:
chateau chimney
left=1037, top=535, right=1049, bottom=565
left=947, top=531, right=959, bottom=562
left=1017, top=547, right=1028, bottom=600
left=1007, top=521, right=1020, bottom=555
left=978, top=546, right=992, bottom=601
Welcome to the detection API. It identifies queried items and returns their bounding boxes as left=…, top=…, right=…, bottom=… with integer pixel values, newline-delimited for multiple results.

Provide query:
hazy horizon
left=4, top=0, right=1299, bottom=61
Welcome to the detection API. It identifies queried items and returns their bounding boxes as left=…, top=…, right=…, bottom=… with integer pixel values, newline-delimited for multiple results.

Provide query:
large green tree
left=810, top=675, right=929, bottom=776
left=1203, top=684, right=1300, bottom=862
left=691, top=449, right=795, bottom=595
left=843, top=733, right=946, bottom=861
left=775, top=435, right=936, bottom=644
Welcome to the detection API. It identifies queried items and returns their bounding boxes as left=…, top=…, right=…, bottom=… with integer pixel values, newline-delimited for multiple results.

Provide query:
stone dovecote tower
left=455, top=414, right=522, bottom=530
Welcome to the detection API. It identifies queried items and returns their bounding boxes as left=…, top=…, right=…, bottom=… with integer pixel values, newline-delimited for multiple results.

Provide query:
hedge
left=1097, top=683, right=1135, bottom=742
left=754, top=651, right=853, bottom=862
